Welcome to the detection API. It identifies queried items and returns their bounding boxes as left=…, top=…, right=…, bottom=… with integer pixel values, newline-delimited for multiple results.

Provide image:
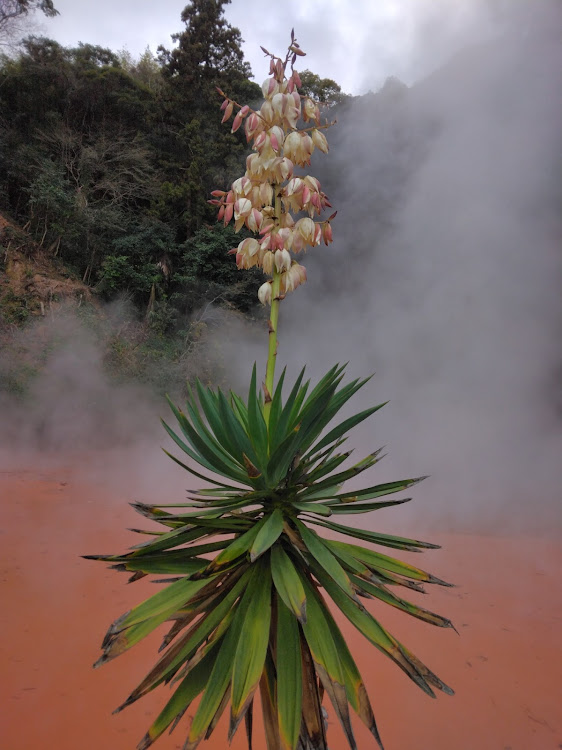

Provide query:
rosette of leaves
left=88, top=363, right=454, bottom=750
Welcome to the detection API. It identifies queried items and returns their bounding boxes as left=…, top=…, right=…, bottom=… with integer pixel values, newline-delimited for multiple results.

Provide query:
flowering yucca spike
left=89, top=32, right=454, bottom=750
left=211, top=33, right=337, bottom=405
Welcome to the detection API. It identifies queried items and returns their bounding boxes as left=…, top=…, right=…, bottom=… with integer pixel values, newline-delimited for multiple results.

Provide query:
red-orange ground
left=1, top=465, right=561, bottom=750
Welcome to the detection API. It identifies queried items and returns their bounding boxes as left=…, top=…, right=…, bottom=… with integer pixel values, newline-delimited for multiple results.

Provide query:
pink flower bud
left=246, top=153, right=260, bottom=175
left=260, top=100, right=274, bottom=124
left=302, top=134, right=314, bottom=159
left=238, top=237, right=260, bottom=257
left=293, top=263, right=307, bottom=285
left=260, top=234, right=272, bottom=253
left=261, top=78, right=279, bottom=98
left=322, top=222, right=333, bottom=245
left=281, top=262, right=307, bottom=294
left=304, top=176, right=321, bottom=192
left=234, top=198, right=252, bottom=219
left=292, top=232, right=305, bottom=253
left=245, top=113, right=260, bottom=142
left=295, top=217, right=316, bottom=244
left=236, top=248, right=259, bottom=269
left=275, top=249, right=292, bottom=272
left=283, top=131, right=301, bottom=162
left=221, top=101, right=233, bottom=123
left=232, top=177, right=251, bottom=196
left=270, top=157, right=293, bottom=183
left=311, top=129, right=329, bottom=153
left=280, top=212, right=295, bottom=228
left=259, top=182, right=273, bottom=206
left=286, top=177, right=303, bottom=196
left=254, top=131, right=267, bottom=152
left=231, top=112, right=243, bottom=132
left=280, top=270, right=292, bottom=294
left=285, top=106, right=299, bottom=129
left=271, top=93, right=288, bottom=118
left=258, top=281, right=273, bottom=305
left=303, top=98, right=318, bottom=122
left=278, top=227, right=292, bottom=248
left=246, top=208, right=263, bottom=233
left=262, top=250, right=275, bottom=275
left=269, top=126, right=284, bottom=153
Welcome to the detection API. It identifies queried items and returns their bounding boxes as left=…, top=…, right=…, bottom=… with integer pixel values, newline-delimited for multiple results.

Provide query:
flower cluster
left=209, top=38, right=336, bottom=304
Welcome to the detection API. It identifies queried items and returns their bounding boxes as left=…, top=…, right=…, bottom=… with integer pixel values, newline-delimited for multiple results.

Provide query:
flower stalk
left=264, top=185, right=282, bottom=421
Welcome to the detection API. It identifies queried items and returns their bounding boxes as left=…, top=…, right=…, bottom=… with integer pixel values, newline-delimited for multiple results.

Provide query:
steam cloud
left=277, top=1, right=562, bottom=533
left=2, top=2, right=561, bottom=533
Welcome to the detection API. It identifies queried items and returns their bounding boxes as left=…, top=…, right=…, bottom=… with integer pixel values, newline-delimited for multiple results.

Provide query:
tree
left=159, top=0, right=254, bottom=109
left=298, top=69, right=349, bottom=106
left=156, top=0, right=261, bottom=237
left=119, top=46, right=166, bottom=96
left=0, top=0, right=58, bottom=47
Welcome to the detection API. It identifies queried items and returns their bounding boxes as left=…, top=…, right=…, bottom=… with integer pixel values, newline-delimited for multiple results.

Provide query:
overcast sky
left=26, top=0, right=496, bottom=95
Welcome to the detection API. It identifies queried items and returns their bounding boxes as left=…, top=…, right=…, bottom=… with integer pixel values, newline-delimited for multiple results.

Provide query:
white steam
left=273, top=2, right=562, bottom=533
left=2, top=3, right=561, bottom=534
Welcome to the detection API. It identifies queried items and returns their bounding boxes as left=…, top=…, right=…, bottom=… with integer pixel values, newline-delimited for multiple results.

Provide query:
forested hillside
left=0, top=1, right=354, bottom=398
left=0, top=1, right=265, bottom=324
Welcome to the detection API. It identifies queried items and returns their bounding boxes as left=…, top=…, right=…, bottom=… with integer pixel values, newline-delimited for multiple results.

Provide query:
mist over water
left=277, top=2, right=562, bottom=533
left=2, top=3, right=561, bottom=533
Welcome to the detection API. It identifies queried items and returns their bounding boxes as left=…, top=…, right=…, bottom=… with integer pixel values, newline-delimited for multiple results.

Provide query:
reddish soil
left=1, top=465, right=561, bottom=750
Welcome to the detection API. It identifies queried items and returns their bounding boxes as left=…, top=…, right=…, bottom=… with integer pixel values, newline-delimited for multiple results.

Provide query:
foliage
left=159, top=0, right=254, bottom=106
left=0, top=2, right=266, bottom=320
left=156, top=0, right=262, bottom=236
left=97, top=222, right=263, bottom=322
left=179, top=224, right=264, bottom=313
left=89, top=366, right=454, bottom=750
left=298, top=69, right=350, bottom=106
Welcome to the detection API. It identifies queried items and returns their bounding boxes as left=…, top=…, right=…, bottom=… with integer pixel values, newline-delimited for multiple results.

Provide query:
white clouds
left=25, top=0, right=496, bottom=95
left=32, top=0, right=185, bottom=57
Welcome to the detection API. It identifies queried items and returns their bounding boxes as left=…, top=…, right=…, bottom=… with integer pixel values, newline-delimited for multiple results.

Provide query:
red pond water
left=1, top=465, right=561, bottom=750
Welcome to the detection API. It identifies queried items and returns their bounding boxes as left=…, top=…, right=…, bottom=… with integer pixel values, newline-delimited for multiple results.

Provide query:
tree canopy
left=298, top=69, right=349, bottom=106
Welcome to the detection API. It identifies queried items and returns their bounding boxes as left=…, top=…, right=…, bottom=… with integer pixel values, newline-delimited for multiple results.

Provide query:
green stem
left=264, top=185, right=282, bottom=424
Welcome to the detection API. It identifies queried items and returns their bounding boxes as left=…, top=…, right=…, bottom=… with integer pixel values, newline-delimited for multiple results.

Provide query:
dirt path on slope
left=1, top=466, right=561, bottom=750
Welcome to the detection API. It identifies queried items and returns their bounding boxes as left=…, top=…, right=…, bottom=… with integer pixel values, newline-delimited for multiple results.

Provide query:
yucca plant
left=88, top=33, right=454, bottom=750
